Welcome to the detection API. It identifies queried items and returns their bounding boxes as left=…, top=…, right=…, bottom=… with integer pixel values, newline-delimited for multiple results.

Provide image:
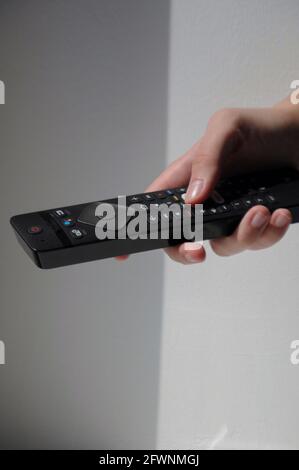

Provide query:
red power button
left=28, top=225, right=43, bottom=234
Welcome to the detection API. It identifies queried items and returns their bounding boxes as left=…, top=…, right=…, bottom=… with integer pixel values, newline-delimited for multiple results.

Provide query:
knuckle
left=236, top=232, right=254, bottom=248
left=208, top=108, right=241, bottom=129
left=210, top=240, right=231, bottom=257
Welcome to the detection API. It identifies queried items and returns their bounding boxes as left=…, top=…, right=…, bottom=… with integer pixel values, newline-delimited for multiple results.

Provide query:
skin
left=117, top=96, right=299, bottom=264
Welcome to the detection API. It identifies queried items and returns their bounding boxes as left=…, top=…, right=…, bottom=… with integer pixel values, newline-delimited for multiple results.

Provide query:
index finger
left=145, top=144, right=200, bottom=192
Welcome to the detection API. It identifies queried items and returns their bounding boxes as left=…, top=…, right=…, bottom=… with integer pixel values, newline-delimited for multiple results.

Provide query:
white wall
left=158, top=0, right=299, bottom=449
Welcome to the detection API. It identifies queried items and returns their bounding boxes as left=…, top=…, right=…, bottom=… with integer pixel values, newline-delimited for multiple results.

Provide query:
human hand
left=118, top=103, right=299, bottom=263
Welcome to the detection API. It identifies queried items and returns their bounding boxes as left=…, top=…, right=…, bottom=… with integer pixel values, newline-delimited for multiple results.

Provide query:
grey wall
left=0, top=0, right=169, bottom=448
left=158, top=0, right=299, bottom=450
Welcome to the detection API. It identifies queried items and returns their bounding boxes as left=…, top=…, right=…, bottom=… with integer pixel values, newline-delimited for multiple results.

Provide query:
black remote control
left=10, top=167, right=299, bottom=269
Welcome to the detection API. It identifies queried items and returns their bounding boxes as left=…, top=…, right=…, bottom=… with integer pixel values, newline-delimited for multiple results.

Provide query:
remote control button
left=243, top=198, right=254, bottom=207
left=28, top=225, right=43, bottom=234
left=258, top=186, right=267, bottom=192
left=143, top=194, right=155, bottom=201
left=70, top=228, right=84, bottom=239
left=129, top=195, right=142, bottom=203
left=218, top=204, right=230, bottom=213
left=266, top=194, right=277, bottom=204
left=181, top=193, right=186, bottom=201
left=165, top=189, right=174, bottom=195
left=231, top=200, right=243, bottom=210
left=254, top=196, right=266, bottom=205
left=199, top=208, right=210, bottom=216
left=173, top=209, right=182, bottom=218
left=62, top=217, right=75, bottom=227
left=211, top=190, right=225, bottom=204
left=209, top=207, right=217, bottom=215
left=155, top=191, right=167, bottom=199
left=176, top=188, right=186, bottom=194
left=151, top=203, right=160, bottom=208
left=54, top=209, right=66, bottom=217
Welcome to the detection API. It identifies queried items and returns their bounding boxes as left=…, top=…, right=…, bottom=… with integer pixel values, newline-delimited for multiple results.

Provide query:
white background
left=158, top=0, right=299, bottom=449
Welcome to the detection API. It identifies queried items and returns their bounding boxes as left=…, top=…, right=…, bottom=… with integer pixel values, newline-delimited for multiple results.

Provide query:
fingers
left=185, top=109, right=245, bottom=203
left=210, top=207, right=292, bottom=256
left=116, top=255, right=129, bottom=261
left=210, top=206, right=270, bottom=256
left=116, top=207, right=292, bottom=263
left=165, top=241, right=206, bottom=265
left=115, top=106, right=293, bottom=264
left=250, top=208, right=292, bottom=250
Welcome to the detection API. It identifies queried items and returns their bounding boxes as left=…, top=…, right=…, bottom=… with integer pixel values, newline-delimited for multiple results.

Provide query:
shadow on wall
left=0, top=0, right=170, bottom=449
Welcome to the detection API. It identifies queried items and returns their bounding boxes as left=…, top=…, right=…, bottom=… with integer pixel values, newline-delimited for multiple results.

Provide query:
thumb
left=185, top=157, right=220, bottom=204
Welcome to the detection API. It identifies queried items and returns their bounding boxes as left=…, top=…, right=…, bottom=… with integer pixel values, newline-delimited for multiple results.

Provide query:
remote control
left=10, top=167, right=299, bottom=269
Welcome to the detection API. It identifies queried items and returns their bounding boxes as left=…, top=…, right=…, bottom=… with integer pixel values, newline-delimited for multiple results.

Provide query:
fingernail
left=274, top=214, right=290, bottom=228
left=184, top=242, right=202, bottom=263
left=251, top=212, right=268, bottom=229
left=186, top=179, right=204, bottom=202
left=185, top=253, right=199, bottom=263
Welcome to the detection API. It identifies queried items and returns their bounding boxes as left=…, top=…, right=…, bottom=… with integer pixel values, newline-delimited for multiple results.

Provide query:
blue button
left=62, top=218, right=74, bottom=227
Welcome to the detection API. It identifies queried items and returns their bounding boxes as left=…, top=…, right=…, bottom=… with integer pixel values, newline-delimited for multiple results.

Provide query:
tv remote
left=10, top=167, right=299, bottom=269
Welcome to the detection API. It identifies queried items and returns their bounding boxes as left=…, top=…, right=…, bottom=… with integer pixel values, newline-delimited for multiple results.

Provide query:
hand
left=118, top=101, right=299, bottom=264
